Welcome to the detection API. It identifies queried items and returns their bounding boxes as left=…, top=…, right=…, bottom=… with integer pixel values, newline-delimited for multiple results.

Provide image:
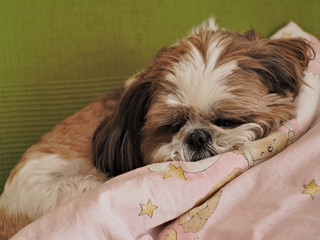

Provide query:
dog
left=0, top=18, right=314, bottom=238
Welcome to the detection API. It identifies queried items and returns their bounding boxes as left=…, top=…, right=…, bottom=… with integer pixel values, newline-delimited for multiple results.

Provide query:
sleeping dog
left=0, top=18, right=314, bottom=238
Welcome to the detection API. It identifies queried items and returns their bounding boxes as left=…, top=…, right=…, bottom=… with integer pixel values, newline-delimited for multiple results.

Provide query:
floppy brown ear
left=92, top=44, right=176, bottom=177
left=92, top=79, right=152, bottom=177
left=243, top=38, right=314, bottom=97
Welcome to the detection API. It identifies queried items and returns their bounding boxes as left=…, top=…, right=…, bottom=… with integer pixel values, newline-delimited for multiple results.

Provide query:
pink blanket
left=12, top=22, right=320, bottom=240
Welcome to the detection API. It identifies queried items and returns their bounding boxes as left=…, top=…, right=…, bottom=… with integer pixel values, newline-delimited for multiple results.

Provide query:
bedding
left=11, top=22, right=320, bottom=240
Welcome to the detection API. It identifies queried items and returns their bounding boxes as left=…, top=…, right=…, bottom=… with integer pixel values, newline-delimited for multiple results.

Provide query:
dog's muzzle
left=186, top=129, right=214, bottom=161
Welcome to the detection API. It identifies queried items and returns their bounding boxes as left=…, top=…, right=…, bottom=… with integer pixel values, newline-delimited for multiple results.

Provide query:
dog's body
left=0, top=88, right=124, bottom=238
left=0, top=19, right=314, bottom=238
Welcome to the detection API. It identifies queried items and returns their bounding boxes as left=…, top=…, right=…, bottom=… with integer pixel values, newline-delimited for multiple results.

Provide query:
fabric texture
left=11, top=22, right=320, bottom=240
left=1, top=0, right=320, bottom=193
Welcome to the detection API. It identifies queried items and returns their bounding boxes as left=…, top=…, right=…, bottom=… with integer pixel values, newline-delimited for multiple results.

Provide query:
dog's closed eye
left=213, top=118, right=246, bottom=128
left=159, top=120, right=186, bottom=134
left=166, top=111, right=189, bottom=133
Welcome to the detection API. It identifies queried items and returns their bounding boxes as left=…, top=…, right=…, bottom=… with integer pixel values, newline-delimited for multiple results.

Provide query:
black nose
left=186, top=129, right=211, bottom=149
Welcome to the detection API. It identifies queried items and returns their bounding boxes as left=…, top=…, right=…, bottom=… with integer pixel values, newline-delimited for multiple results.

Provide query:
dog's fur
left=0, top=18, right=314, bottom=238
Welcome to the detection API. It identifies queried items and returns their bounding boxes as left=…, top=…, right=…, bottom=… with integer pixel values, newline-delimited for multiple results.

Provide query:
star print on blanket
left=139, top=199, right=158, bottom=218
left=11, top=22, right=320, bottom=240
left=303, top=179, right=320, bottom=199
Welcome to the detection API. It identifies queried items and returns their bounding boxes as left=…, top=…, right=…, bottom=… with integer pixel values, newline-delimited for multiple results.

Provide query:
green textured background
left=1, top=0, right=320, bottom=193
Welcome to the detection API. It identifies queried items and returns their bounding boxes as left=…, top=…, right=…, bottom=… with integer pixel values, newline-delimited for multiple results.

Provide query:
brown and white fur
left=0, top=18, right=314, bottom=238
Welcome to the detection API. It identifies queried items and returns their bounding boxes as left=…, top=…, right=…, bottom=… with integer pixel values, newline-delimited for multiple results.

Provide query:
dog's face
left=93, top=19, right=313, bottom=176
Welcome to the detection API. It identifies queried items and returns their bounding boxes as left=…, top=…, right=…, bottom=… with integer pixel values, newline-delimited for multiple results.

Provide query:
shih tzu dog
left=0, top=18, right=314, bottom=238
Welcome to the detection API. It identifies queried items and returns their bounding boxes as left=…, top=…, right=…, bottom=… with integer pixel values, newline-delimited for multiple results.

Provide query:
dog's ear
left=243, top=38, right=314, bottom=97
left=92, top=79, right=152, bottom=177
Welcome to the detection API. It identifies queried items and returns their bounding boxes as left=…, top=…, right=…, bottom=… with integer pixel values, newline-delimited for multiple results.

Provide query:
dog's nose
left=186, top=129, right=211, bottom=148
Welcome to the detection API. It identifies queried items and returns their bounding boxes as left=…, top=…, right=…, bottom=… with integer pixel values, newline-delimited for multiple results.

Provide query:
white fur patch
left=214, top=123, right=262, bottom=151
left=191, top=17, right=219, bottom=35
left=165, top=37, right=238, bottom=112
left=166, top=94, right=182, bottom=106
left=0, top=154, right=103, bottom=219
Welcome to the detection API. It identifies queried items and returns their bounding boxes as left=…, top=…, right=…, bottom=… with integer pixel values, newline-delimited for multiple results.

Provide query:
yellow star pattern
left=281, top=32, right=292, bottom=39
left=303, top=179, right=320, bottom=199
left=162, top=163, right=186, bottom=180
left=139, top=199, right=158, bottom=218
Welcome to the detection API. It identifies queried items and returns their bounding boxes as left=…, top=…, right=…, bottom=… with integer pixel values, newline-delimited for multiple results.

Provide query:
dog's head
left=93, top=19, right=314, bottom=177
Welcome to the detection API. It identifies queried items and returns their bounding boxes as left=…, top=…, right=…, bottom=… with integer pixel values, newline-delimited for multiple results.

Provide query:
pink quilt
left=11, top=22, right=320, bottom=240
